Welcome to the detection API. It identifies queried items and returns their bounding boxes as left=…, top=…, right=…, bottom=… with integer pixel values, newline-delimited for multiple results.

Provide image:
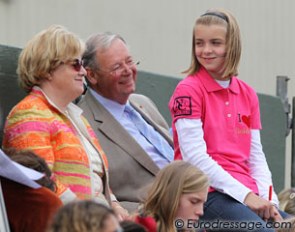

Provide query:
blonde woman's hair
left=184, top=8, right=241, bottom=79
left=17, top=24, right=85, bottom=92
left=278, top=188, right=295, bottom=215
left=143, top=161, right=209, bottom=232
left=47, top=200, right=115, bottom=232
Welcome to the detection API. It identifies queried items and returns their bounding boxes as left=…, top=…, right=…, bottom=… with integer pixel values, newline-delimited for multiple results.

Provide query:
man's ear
left=85, top=67, right=98, bottom=85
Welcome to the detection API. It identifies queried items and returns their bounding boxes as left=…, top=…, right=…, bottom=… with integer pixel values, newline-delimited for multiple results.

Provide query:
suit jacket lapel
left=84, top=92, right=159, bottom=175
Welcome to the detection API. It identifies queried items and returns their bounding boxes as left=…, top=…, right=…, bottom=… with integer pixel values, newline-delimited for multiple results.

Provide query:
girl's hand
left=271, top=205, right=283, bottom=222
left=244, top=192, right=282, bottom=221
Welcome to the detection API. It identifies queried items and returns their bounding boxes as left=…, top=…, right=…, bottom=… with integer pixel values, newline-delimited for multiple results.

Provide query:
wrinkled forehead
left=97, top=39, right=132, bottom=61
left=97, top=36, right=128, bottom=53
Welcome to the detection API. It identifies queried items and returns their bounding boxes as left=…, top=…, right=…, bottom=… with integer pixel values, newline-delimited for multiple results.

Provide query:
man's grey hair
left=83, top=32, right=127, bottom=70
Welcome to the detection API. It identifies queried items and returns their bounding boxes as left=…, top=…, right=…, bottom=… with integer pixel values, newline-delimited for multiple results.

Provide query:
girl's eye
left=195, top=41, right=203, bottom=46
left=212, top=40, right=223, bottom=45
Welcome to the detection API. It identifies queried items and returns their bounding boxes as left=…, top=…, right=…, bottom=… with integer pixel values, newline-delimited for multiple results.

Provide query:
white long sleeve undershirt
left=175, top=118, right=278, bottom=205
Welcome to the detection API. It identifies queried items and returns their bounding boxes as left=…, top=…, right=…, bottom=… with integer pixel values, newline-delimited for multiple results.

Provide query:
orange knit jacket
left=2, top=88, right=111, bottom=202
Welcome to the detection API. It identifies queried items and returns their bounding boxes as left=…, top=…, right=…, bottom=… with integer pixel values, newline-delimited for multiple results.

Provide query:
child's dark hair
left=4, top=148, right=56, bottom=192
left=120, top=220, right=147, bottom=232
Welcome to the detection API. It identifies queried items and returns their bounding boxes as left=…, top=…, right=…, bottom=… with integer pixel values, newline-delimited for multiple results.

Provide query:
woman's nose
left=80, top=66, right=87, bottom=76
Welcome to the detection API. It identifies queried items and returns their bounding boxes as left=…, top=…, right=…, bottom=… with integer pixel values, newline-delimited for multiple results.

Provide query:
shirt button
left=225, top=101, right=229, bottom=105
left=227, top=113, right=231, bottom=118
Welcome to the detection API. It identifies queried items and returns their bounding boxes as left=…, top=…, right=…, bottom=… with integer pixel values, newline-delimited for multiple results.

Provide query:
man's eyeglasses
left=66, top=59, right=84, bottom=72
left=98, top=60, right=140, bottom=76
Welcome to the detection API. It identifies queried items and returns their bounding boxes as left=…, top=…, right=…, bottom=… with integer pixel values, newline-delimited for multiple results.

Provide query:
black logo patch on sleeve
left=173, top=96, right=192, bottom=116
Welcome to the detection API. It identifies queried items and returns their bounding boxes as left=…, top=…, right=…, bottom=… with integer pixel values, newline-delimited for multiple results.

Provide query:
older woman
left=2, top=25, right=127, bottom=219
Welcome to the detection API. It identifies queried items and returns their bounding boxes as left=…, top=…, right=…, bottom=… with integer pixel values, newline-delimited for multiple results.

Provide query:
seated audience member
left=79, top=32, right=174, bottom=211
left=168, top=9, right=287, bottom=231
left=120, top=220, right=147, bottom=232
left=47, top=200, right=122, bottom=232
left=5, top=148, right=56, bottom=192
left=279, top=188, right=295, bottom=215
left=2, top=25, right=127, bottom=219
left=0, top=149, right=62, bottom=232
left=135, top=160, right=209, bottom=232
left=276, top=217, right=295, bottom=232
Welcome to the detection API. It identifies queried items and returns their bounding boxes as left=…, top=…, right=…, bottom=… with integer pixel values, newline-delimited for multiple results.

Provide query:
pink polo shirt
left=169, top=67, right=260, bottom=194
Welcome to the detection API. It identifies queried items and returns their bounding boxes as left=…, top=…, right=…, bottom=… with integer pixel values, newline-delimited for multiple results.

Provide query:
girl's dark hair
left=47, top=200, right=116, bottom=232
left=4, top=148, right=56, bottom=192
left=120, top=220, right=147, bottom=232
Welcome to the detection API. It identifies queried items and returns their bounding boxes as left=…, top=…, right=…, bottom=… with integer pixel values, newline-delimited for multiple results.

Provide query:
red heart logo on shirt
left=242, top=115, right=251, bottom=128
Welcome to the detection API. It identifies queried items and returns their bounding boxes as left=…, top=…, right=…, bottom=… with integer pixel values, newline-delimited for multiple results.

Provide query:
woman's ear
left=45, top=72, right=52, bottom=81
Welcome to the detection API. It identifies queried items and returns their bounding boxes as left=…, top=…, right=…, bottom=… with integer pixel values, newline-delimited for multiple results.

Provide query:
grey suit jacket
left=78, top=90, right=173, bottom=212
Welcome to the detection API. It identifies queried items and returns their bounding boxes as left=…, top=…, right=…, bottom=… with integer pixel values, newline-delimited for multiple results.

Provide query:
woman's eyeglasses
left=66, top=59, right=84, bottom=72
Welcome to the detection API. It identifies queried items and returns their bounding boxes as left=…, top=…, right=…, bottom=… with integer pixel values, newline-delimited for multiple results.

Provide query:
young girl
left=136, top=160, right=209, bottom=232
left=169, top=9, right=284, bottom=231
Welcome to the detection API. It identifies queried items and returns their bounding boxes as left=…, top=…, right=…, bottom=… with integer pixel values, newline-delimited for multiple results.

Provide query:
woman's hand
left=111, top=201, right=130, bottom=221
left=244, top=192, right=282, bottom=221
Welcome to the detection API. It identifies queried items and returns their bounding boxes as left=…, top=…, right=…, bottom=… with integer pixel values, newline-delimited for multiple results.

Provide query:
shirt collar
left=32, top=86, right=83, bottom=117
left=89, top=88, right=126, bottom=121
left=196, top=67, right=240, bottom=94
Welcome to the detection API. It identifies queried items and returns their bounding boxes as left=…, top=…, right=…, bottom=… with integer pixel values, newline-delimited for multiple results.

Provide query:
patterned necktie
left=124, top=104, right=174, bottom=162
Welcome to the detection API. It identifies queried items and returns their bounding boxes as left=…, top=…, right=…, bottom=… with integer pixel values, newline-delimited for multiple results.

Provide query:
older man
left=78, top=32, right=173, bottom=212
